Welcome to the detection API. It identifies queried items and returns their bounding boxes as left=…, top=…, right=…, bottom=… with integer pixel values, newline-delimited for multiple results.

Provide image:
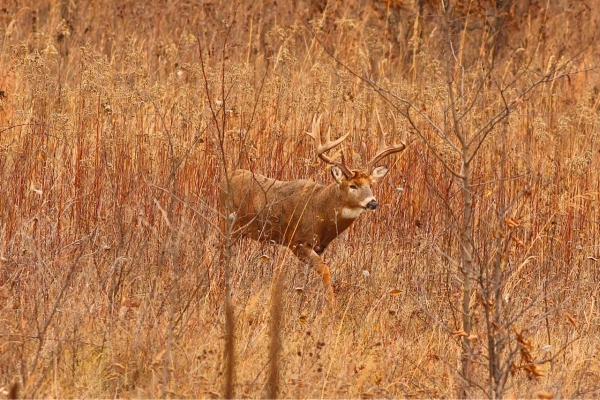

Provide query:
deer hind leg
left=291, top=244, right=336, bottom=306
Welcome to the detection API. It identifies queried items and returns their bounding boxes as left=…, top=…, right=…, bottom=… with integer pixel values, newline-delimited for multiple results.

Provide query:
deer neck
left=319, top=183, right=364, bottom=227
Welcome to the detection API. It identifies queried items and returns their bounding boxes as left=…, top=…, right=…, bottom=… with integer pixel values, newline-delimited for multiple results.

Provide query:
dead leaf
left=565, top=312, right=578, bottom=329
left=512, top=237, right=525, bottom=248
left=505, top=217, right=519, bottom=228
left=533, top=390, right=553, bottom=399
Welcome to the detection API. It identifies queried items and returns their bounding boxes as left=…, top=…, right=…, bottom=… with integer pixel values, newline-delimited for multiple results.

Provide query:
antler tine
left=367, top=110, right=406, bottom=170
left=306, top=114, right=353, bottom=176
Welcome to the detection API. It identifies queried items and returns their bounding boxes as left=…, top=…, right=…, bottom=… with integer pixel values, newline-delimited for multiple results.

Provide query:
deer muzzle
left=366, top=199, right=379, bottom=210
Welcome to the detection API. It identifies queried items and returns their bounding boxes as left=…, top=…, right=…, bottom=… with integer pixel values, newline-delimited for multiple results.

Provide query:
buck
left=221, top=113, right=406, bottom=304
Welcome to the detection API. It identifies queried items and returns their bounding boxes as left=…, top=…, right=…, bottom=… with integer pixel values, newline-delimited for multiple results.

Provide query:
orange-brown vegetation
left=1, top=0, right=599, bottom=398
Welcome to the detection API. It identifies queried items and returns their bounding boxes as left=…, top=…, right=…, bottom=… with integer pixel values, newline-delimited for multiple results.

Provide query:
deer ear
left=330, top=166, right=345, bottom=183
left=370, top=166, right=389, bottom=182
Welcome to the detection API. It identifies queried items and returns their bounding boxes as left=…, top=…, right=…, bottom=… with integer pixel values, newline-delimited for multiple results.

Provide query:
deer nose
left=366, top=199, right=378, bottom=210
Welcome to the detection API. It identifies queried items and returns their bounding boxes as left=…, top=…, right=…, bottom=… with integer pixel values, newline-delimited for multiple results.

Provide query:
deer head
left=306, top=112, right=406, bottom=214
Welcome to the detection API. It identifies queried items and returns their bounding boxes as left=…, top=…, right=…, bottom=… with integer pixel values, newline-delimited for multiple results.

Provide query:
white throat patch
left=341, top=207, right=364, bottom=219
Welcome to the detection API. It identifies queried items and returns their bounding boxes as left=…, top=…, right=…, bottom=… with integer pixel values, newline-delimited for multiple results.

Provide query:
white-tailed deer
left=221, top=113, right=406, bottom=304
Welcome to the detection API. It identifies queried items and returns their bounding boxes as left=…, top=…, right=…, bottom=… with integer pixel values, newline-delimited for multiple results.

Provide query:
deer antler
left=306, top=114, right=354, bottom=177
left=366, top=110, right=406, bottom=171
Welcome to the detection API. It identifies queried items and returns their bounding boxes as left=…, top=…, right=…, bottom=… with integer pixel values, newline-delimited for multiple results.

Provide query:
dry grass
left=1, top=0, right=600, bottom=398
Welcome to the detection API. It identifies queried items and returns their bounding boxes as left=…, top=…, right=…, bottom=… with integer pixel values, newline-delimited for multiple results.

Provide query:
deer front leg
left=291, top=243, right=336, bottom=306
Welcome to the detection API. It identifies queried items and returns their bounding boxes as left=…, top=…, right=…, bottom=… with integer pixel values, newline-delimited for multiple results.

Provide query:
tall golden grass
left=1, top=0, right=599, bottom=397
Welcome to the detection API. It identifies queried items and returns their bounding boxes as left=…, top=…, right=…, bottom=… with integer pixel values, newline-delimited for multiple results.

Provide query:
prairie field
left=1, top=0, right=600, bottom=398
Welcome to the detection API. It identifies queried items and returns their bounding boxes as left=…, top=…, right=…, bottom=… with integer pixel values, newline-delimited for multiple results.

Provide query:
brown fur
left=220, top=167, right=384, bottom=304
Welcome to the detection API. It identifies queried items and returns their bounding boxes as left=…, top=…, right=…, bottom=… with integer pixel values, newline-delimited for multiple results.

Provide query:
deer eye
left=349, top=184, right=358, bottom=190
